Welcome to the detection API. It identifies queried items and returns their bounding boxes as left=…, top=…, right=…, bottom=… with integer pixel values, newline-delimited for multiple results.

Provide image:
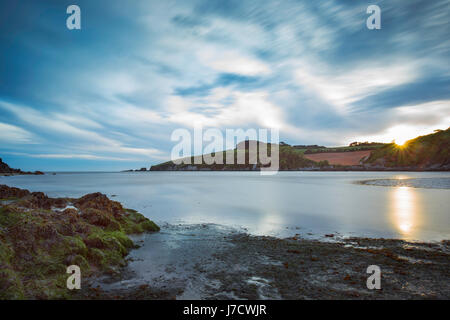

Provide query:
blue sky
left=0, top=0, right=449, bottom=171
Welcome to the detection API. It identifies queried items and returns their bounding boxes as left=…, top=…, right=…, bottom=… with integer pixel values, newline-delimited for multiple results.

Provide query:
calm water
left=1, top=171, right=449, bottom=242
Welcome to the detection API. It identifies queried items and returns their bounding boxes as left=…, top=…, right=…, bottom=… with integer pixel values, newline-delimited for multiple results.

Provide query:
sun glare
left=392, top=128, right=413, bottom=146
left=394, top=138, right=408, bottom=147
left=356, top=124, right=423, bottom=147
left=394, top=140, right=407, bottom=148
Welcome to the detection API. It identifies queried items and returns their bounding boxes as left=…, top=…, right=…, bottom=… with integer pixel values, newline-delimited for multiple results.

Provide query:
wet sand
left=79, top=224, right=450, bottom=300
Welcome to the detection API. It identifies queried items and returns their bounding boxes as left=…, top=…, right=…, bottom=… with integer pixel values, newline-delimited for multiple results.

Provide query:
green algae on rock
left=0, top=185, right=159, bottom=299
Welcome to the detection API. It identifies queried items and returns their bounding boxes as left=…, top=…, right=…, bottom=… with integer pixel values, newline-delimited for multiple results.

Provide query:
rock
left=26, top=192, right=53, bottom=210
left=81, top=208, right=121, bottom=231
left=0, top=158, right=19, bottom=174
left=74, top=192, right=124, bottom=217
left=36, top=223, right=59, bottom=239
left=0, top=185, right=30, bottom=199
left=0, top=158, right=44, bottom=175
left=0, top=185, right=159, bottom=299
left=52, top=198, right=68, bottom=208
left=63, top=208, right=79, bottom=216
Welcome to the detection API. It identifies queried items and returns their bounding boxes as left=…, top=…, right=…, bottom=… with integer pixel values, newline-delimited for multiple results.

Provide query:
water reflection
left=2, top=171, right=448, bottom=241
left=390, top=186, right=420, bottom=239
left=254, top=210, right=284, bottom=236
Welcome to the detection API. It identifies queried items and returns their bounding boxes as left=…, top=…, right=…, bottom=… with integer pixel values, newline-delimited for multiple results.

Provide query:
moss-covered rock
left=122, top=209, right=160, bottom=233
left=0, top=185, right=159, bottom=299
left=0, top=268, right=24, bottom=299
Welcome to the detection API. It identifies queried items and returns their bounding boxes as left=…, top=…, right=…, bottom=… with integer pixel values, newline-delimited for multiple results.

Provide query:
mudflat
left=79, top=224, right=450, bottom=300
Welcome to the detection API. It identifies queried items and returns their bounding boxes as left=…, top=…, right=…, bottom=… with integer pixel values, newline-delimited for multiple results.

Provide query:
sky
left=0, top=0, right=449, bottom=171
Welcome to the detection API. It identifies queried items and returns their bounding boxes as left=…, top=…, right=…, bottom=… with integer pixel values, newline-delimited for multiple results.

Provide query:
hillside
left=303, top=150, right=373, bottom=166
left=364, top=128, right=450, bottom=169
left=150, top=129, right=450, bottom=171
left=150, top=141, right=384, bottom=171
left=151, top=142, right=318, bottom=171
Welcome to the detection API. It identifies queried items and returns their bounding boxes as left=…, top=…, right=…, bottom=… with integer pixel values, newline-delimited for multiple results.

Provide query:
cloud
left=174, top=73, right=260, bottom=97
left=6, top=152, right=134, bottom=161
left=0, top=0, right=449, bottom=169
left=295, top=61, right=419, bottom=113
left=0, top=122, right=35, bottom=144
left=199, top=49, right=271, bottom=76
left=0, top=100, right=165, bottom=161
left=0, top=100, right=118, bottom=146
left=94, top=72, right=142, bottom=96
left=395, top=100, right=450, bottom=126
left=53, top=114, right=103, bottom=129
left=355, top=100, right=450, bottom=144
left=166, top=87, right=305, bottom=138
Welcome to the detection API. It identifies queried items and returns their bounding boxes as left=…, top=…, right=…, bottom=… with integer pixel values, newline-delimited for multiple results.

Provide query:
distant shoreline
left=148, top=167, right=450, bottom=172
left=3, top=169, right=450, bottom=176
left=0, top=172, right=44, bottom=176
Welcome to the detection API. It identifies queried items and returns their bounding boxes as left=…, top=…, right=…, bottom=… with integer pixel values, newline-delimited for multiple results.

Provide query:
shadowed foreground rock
left=0, top=185, right=159, bottom=299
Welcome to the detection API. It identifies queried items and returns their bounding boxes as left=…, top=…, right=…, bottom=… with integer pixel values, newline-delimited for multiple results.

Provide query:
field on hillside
left=303, top=150, right=372, bottom=165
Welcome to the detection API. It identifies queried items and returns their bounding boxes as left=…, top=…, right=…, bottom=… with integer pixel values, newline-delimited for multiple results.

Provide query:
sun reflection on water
left=390, top=186, right=420, bottom=239
left=254, top=209, right=284, bottom=236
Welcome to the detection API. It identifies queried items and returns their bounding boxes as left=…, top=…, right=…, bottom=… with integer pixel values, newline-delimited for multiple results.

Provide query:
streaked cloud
left=6, top=152, right=135, bottom=161
left=295, top=61, right=418, bottom=113
left=356, top=100, right=450, bottom=144
left=199, top=49, right=271, bottom=76
left=0, top=122, right=35, bottom=144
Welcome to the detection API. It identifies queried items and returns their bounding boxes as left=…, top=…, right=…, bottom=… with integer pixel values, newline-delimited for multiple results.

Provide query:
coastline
left=0, top=172, right=44, bottom=176
left=148, top=164, right=450, bottom=172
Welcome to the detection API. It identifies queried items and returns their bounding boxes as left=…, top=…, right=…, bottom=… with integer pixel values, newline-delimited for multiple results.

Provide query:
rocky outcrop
left=121, top=167, right=149, bottom=172
left=0, top=185, right=159, bottom=299
left=0, top=185, right=30, bottom=199
left=0, top=158, right=44, bottom=175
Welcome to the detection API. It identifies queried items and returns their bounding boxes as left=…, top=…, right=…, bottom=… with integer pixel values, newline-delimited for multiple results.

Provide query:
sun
left=391, top=127, right=414, bottom=147
left=394, top=138, right=408, bottom=147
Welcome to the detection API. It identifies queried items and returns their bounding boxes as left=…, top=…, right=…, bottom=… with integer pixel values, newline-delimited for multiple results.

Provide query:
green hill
left=150, top=142, right=319, bottom=171
left=364, top=128, right=450, bottom=169
left=150, top=141, right=383, bottom=171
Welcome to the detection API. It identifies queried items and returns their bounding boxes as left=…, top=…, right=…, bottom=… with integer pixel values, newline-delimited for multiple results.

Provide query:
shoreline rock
left=0, top=184, right=159, bottom=299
